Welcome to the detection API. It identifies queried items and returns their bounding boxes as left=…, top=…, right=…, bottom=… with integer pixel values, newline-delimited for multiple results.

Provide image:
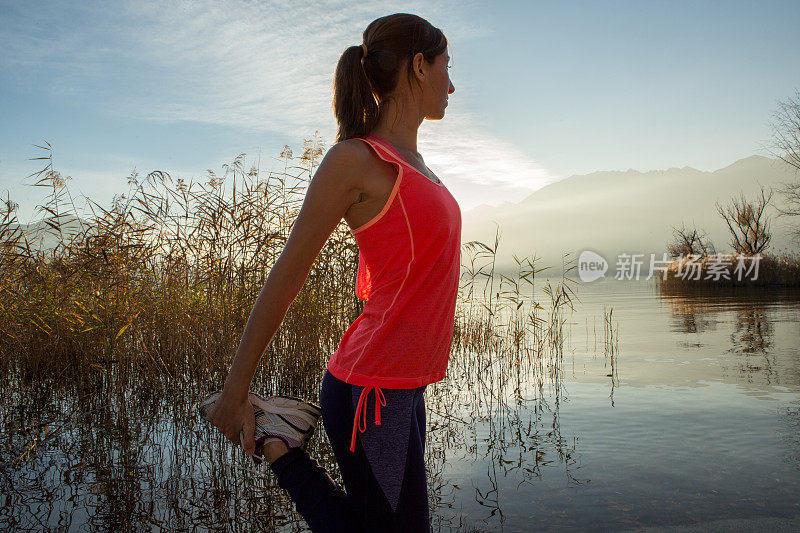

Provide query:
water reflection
left=424, top=289, right=597, bottom=529
left=658, top=284, right=800, bottom=389
left=0, top=374, right=323, bottom=531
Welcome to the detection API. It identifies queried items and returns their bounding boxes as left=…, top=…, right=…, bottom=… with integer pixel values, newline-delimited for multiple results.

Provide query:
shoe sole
left=249, top=394, right=321, bottom=451
left=198, top=391, right=321, bottom=414
left=196, top=391, right=322, bottom=452
left=248, top=393, right=322, bottom=419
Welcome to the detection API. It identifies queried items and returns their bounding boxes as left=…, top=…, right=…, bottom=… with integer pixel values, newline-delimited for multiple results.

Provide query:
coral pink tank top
left=325, top=133, right=462, bottom=452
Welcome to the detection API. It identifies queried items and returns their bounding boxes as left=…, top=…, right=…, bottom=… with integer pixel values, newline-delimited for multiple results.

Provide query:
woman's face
left=417, top=51, right=455, bottom=120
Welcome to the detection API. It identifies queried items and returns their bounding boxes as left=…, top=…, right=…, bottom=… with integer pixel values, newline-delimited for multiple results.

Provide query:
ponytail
left=333, top=44, right=380, bottom=143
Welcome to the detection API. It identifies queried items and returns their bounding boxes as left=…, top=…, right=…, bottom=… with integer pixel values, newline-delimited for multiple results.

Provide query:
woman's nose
left=448, top=81, right=455, bottom=94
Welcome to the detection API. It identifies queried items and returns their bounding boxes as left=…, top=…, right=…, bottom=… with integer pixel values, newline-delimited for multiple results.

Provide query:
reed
left=0, top=133, right=608, bottom=530
left=1, top=135, right=585, bottom=390
left=0, top=135, right=361, bottom=391
left=0, top=132, right=593, bottom=439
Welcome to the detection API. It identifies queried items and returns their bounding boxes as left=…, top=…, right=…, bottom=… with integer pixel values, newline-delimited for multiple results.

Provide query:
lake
left=2, top=277, right=799, bottom=531
left=427, top=278, right=800, bottom=531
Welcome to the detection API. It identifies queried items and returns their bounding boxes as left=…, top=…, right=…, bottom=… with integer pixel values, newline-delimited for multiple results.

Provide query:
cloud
left=1, top=0, right=556, bottom=210
left=1, top=1, right=465, bottom=130
left=420, top=111, right=559, bottom=193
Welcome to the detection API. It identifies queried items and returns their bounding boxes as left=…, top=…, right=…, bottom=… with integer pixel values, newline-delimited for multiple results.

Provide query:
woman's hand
left=208, top=386, right=257, bottom=457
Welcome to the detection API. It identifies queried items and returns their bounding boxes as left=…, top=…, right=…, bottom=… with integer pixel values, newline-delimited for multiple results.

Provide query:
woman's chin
left=426, top=110, right=447, bottom=121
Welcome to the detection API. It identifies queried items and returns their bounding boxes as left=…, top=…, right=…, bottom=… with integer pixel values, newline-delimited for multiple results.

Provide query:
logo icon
left=578, top=250, right=608, bottom=282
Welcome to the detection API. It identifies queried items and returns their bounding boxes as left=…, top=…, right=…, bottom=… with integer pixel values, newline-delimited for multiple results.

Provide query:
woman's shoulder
left=328, top=137, right=374, bottom=162
left=316, top=139, right=371, bottom=180
left=325, top=137, right=393, bottom=182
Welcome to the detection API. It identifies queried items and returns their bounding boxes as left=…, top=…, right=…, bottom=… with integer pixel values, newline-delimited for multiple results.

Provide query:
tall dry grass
left=1, top=133, right=360, bottom=392
left=0, top=134, right=597, bottom=530
left=0, top=133, right=582, bottom=396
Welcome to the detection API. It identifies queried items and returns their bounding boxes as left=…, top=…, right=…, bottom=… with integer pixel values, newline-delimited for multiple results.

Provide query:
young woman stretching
left=202, top=13, right=459, bottom=532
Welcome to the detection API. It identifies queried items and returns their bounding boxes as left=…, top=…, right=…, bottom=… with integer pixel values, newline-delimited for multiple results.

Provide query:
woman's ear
left=412, top=52, right=426, bottom=81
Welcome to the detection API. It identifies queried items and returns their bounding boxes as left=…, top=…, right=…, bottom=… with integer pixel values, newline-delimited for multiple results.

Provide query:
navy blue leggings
left=269, top=370, right=430, bottom=532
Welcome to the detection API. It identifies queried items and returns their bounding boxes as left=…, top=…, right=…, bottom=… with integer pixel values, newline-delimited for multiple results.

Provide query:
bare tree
left=767, top=88, right=800, bottom=172
left=775, top=179, right=800, bottom=243
left=766, top=89, right=800, bottom=241
left=666, top=223, right=715, bottom=257
left=715, top=186, right=773, bottom=255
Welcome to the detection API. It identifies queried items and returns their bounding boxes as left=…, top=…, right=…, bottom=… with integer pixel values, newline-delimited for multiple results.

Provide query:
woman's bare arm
left=208, top=140, right=365, bottom=453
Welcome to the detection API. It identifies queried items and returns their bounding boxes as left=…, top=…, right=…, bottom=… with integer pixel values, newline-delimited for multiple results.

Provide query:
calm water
left=2, top=278, right=799, bottom=531
left=428, top=279, right=800, bottom=531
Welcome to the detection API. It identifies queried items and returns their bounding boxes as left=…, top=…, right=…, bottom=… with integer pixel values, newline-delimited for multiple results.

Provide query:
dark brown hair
left=332, top=13, right=448, bottom=143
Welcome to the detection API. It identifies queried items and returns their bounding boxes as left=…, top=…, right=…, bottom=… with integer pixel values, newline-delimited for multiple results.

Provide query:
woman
left=204, top=12, right=459, bottom=532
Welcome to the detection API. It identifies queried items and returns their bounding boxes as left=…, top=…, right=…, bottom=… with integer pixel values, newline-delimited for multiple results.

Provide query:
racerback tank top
left=325, top=133, right=462, bottom=452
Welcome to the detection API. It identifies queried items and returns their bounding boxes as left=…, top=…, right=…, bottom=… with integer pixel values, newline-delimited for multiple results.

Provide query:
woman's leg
left=393, top=385, right=430, bottom=532
left=324, top=373, right=431, bottom=532
left=278, top=370, right=430, bottom=531
left=320, top=370, right=398, bottom=530
left=269, top=447, right=358, bottom=530
left=267, top=372, right=362, bottom=532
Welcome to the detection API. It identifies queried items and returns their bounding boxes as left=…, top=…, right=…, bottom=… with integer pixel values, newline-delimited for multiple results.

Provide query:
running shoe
left=197, top=391, right=322, bottom=465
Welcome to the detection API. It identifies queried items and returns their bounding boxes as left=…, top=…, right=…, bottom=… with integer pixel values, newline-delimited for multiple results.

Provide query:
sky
left=1, top=0, right=799, bottom=223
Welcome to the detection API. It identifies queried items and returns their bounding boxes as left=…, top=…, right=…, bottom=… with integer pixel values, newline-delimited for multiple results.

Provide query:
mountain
left=4, top=213, right=89, bottom=252
left=461, top=155, right=800, bottom=277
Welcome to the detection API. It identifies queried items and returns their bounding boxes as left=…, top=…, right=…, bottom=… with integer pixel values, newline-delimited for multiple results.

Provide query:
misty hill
left=5, top=213, right=90, bottom=252
left=461, top=155, right=800, bottom=277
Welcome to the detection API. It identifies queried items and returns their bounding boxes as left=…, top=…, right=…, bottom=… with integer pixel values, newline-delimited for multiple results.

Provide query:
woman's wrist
left=222, top=371, right=251, bottom=402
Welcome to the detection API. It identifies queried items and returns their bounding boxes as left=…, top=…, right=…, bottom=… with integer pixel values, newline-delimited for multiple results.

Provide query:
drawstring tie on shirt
left=350, top=385, right=386, bottom=453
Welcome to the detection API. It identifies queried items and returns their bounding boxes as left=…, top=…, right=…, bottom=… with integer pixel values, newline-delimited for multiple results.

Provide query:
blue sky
left=1, top=0, right=799, bottom=223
